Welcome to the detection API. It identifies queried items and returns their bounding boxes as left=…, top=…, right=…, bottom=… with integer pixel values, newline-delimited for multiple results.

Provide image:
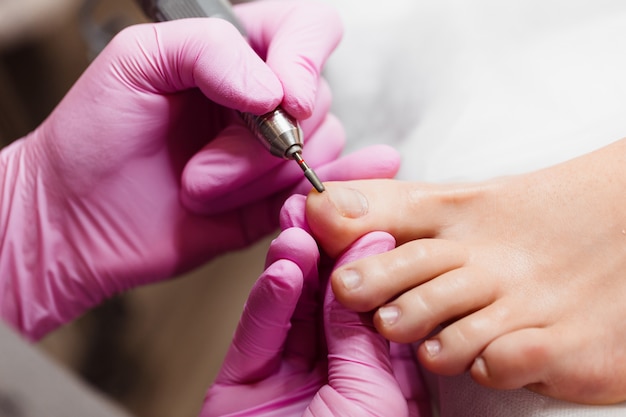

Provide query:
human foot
left=305, top=138, right=626, bottom=404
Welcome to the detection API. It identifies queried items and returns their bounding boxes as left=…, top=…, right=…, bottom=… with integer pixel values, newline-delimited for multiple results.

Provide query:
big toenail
left=326, top=186, right=369, bottom=218
left=424, top=339, right=442, bottom=357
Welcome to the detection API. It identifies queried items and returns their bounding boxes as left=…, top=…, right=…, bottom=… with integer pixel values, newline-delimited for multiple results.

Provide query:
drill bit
left=293, top=153, right=325, bottom=193
left=136, top=0, right=325, bottom=192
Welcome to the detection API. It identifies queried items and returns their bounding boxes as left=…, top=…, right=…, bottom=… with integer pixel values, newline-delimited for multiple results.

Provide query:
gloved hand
left=201, top=195, right=426, bottom=417
left=0, top=0, right=401, bottom=340
left=390, top=342, right=433, bottom=417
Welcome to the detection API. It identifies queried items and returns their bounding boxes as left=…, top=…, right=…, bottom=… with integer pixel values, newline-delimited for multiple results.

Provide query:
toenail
left=337, top=269, right=362, bottom=291
left=326, top=186, right=369, bottom=218
left=473, top=356, right=488, bottom=377
left=424, top=339, right=442, bottom=357
left=378, top=306, right=400, bottom=326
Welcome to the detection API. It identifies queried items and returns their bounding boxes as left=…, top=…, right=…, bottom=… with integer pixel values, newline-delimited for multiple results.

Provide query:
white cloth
left=321, top=0, right=626, bottom=415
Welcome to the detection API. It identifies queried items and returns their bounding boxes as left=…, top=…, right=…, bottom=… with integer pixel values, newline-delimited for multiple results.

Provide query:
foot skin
left=305, top=138, right=626, bottom=404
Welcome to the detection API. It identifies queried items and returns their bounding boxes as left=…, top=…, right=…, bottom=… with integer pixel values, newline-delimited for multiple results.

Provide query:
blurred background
left=0, top=1, right=269, bottom=416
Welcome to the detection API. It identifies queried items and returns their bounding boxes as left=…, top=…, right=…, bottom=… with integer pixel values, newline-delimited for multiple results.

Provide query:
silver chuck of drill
left=241, top=110, right=325, bottom=192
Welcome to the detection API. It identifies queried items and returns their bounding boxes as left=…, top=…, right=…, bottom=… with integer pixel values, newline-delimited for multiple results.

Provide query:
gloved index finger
left=234, top=0, right=343, bottom=119
left=215, top=228, right=318, bottom=384
left=214, top=258, right=303, bottom=385
left=279, top=195, right=310, bottom=232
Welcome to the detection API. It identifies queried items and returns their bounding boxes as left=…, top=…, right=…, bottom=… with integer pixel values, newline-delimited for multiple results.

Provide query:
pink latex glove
left=390, top=342, right=433, bottom=417
left=0, top=0, right=401, bottom=340
left=201, top=195, right=428, bottom=417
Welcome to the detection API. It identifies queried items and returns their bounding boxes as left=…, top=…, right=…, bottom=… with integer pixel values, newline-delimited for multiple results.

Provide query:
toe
left=474, top=324, right=626, bottom=404
left=331, top=238, right=467, bottom=312
left=470, top=327, right=553, bottom=390
left=305, top=180, right=456, bottom=257
left=375, top=266, right=495, bottom=346
left=417, top=296, right=535, bottom=376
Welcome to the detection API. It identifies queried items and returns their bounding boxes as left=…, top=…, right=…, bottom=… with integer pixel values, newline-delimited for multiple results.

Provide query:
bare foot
left=305, top=137, right=626, bottom=404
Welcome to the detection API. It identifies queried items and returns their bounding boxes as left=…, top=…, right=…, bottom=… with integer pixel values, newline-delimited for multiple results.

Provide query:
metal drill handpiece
left=137, top=0, right=245, bottom=33
left=240, top=109, right=303, bottom=158
left=241, top=109, right=325, bottom=192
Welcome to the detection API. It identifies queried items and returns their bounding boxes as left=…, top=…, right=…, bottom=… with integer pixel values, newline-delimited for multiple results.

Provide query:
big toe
left=306, top=179, right=441, bottom=257
left=305, top=182, right=373, bottom=257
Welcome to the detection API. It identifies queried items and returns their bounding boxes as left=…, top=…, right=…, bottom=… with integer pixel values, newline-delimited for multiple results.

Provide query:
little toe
left=474, top=325, right=626, bottom=404
left=470, top=327, right=554, bottom=391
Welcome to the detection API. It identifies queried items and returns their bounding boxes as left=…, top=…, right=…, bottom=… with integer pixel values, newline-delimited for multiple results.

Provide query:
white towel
left=322, top=0, right=626, bottom=415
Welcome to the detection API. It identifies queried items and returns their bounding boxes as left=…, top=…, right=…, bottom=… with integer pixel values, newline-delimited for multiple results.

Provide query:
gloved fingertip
left=242, top=260, right=306, bottom=340
left=180, top=164, right=222, bottom=215
left=279, top=195, right=310, bottom=231
left=353, top=144, right=402, bottom=177
left=258, top=260, right=305, bottom=300
left=266, top=227, right=319, bottom=274
left=280, top=80, right=317, bottom=120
